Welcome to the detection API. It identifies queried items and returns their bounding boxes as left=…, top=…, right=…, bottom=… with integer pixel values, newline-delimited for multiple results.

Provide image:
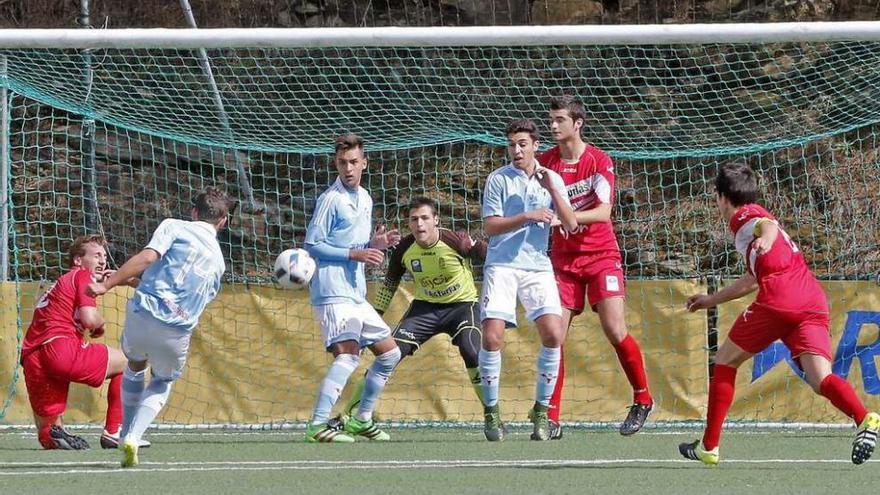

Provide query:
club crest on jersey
left=411, top=259, right=422, bottom=272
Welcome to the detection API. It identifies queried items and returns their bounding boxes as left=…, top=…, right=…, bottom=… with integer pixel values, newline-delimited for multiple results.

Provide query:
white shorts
left=122, top=300, right=191, bottom=381
left=480, top=265, right=562, bottom=326
left=313, top=301, right=391, bottom=350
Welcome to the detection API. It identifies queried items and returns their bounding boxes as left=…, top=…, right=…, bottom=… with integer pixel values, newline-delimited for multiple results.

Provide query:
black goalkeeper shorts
left=392, top=300, right=481, bottom=366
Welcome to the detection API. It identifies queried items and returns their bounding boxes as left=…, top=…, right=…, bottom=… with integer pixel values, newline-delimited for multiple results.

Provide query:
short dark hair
left=334, top=133, right=364, bottom=155
left=505, top=119, right=540, bottom=142
left=549, top=95, right=587, bottom=127
left=192, top=187, right=233, bottom=223
left=715, top=162, right=758, bottom=207
left=67, top=234, right=106, bottom=267
left=408, top=196, right=438, bottom=216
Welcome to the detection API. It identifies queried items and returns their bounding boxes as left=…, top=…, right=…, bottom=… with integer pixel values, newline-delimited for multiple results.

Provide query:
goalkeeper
left=344, top=196, right=489, bottom=415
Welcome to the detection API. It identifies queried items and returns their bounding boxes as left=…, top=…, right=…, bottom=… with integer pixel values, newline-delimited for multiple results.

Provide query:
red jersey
left=729, top=204, right=827, bottom=313
left=539, top=145, right=620, bottom=255
left=21, top=268, right=97, bottom=359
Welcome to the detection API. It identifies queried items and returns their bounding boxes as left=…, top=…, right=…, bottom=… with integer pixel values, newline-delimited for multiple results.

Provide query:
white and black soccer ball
left=273, top=248, right=316, bottom=289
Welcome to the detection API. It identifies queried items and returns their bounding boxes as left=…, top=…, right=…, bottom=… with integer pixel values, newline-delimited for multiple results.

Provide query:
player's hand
left=371, top=225, right=401, bottom=250
left=94, top=269, right=115, bottom=283
left=550, top=214, right=562, bottom=228
left=522, top=208, right=555, bottom=225
left=535, top=167, right=557, bottom=192
left=86, top=282, right=108, bottom=298
left=89, top=326, right=105, bottom=339
left=350, top=248, right=385, bottom=267
left=753, top=236, right=773, bottom=255
left=686, top=294, right=714, bottom=312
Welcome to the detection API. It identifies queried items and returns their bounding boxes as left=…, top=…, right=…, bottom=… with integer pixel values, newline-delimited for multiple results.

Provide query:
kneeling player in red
left=20, top=235, right=130, bottom=450
left=681, top=163, right=879, bottom=465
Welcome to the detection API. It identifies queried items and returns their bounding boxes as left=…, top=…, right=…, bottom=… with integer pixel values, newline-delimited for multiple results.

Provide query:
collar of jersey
left=506, top=160, right=541, bottom=179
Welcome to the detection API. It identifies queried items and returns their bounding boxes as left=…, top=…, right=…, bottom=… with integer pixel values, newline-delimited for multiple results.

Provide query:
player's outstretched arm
left=373, top=241, right=406, bottom=315
left=686, top=273, right=758, bottom=312
left=87, top=248, right=160, bottom=297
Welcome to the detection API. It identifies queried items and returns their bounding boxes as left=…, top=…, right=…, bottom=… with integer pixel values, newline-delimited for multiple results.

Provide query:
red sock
left=548, top=348, right=565, bottom=422
left=819, top=374, right=868, bottom=425
left=37, top=424, right=55, bottom=450
left=104, top=374, right=123, bottom=434
left=613, top=334, right=652, bottom=405
left=702, top=364, right=737, bottom=451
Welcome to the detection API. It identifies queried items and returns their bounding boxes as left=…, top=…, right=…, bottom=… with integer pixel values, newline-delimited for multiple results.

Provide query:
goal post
left=0, top=23, right=878, bottom=428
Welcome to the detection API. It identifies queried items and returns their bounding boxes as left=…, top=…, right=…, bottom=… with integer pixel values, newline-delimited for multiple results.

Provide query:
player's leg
left=523, top=269, right=565, bottom=441
left=308, top=303, right=374, bottom=443
left=343, top=304, right=400, bottom=440
left=479, top=266, right=518, bottom=442
left=549, top=261, right=586, bottom=440
left=343, top=336, right=399, bottom=441
left=448, top=302, right=485, bottom=406
left=680, top=307, right=768, bottom=465
left=122, top=321, right=190, bottom=467
left=789, top=315, right=878, bottom=465
left=588, top=257, right=653, bottom=435
left=22, top=346, right=86, bottom=450
left=99, top=346, right=126, bottom=448
left=344, top=302, right=433, bottom=417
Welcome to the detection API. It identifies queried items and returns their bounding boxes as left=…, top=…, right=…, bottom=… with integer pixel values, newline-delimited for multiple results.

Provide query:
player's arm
left=575, top=156, right=615, bottom=225
left=752, top=218, right=779, bottom=255
left=74, top=270, right=105, bottom=336
left=481, top=173, right=554, bottom=236
left=91, top=248, right=161, bottom=296
left=445, top=230, right=488, bottom=263
left=373, top=240, right=409, bottom=315
left=304, top=193, right=384, bottom=266
left=538, top=168, right=577, bottom=232
left=686, top=272, right=758, bottom=312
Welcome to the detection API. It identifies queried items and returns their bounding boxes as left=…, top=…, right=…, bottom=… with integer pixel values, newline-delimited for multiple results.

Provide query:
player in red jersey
left=680, top=162, right=879, bottom=465
left=20, top=235, right=130, bottom=450
left=539, top=95, right=653, bottom=438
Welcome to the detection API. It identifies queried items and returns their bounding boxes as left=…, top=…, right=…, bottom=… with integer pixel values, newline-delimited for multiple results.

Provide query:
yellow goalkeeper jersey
left=373, top=229, right=486, bottom=314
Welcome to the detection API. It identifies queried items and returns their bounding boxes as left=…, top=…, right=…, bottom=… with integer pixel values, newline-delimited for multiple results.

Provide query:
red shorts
left=552, top=252, right=626, bottom=314
left=21, top=337, right=109, bottom=417
left=728, top=303, right=832, bottom=362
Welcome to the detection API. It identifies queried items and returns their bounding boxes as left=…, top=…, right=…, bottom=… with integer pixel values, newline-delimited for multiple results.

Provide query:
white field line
left=0, top=458, right=861, bottom=476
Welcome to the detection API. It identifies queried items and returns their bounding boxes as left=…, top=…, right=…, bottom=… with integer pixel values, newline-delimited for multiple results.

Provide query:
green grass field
left=0, top=427, right=876, bottom=494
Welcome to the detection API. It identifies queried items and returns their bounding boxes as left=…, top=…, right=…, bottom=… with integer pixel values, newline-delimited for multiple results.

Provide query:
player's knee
left=376, top=347, right=401, bottom=371
left=335, top=353, right=361, bottom=370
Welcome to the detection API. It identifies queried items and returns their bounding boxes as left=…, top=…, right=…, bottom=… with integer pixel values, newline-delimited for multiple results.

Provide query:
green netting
left=1, top=41, right=878, bottom=427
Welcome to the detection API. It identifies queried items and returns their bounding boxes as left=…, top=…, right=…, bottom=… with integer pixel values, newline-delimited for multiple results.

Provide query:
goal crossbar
left=1, top=22, right=880, bottom=49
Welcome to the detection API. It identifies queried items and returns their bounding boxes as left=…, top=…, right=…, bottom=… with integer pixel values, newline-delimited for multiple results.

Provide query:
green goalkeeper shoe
left=343, top=416, right=390, bottom=442
left=305, top=421, right=355, bottom=443
left=483, top=404, right=506, bottom=442
left=678, top=440, right=720, bottom=466
left=528, top=403, right=550, bottom=441
left=852, top=411, right=880, bottom=465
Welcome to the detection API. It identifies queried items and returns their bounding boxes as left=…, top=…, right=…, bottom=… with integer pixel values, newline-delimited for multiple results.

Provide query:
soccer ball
left=273, top=248, right=316, bottom=289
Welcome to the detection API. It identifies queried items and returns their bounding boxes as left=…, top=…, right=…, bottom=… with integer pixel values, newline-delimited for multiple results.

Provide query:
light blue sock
left=479, top=349, right=502, bottom=407
left=311, top=353, right=360, bottom=425
left=355, top=348, right=401, bottom=422
left=119, top=367, right=146, bottom=439
left=535, top=345, right=561, bottom=406
left=126, top=377, right=173, bottom=443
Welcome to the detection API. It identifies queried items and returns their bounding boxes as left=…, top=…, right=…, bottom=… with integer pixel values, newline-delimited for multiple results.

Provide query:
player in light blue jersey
left=479, top=119, right=577, bottom=442
left=303, top=133, right=402, bottom=443
left=87, top=187, right=232, bottom=466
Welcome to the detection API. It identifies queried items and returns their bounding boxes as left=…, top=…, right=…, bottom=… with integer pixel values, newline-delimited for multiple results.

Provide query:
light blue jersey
left=132, top=219, right=225, bottom=332
left=305, top=178, right=373, bottom=305
left=482, top=162, right=571, bottom=272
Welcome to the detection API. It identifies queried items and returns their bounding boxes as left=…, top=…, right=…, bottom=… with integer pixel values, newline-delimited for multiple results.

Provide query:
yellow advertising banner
left=718, top=281, right=880, bottom=423
left=2, top=280, right=708, bottom=425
